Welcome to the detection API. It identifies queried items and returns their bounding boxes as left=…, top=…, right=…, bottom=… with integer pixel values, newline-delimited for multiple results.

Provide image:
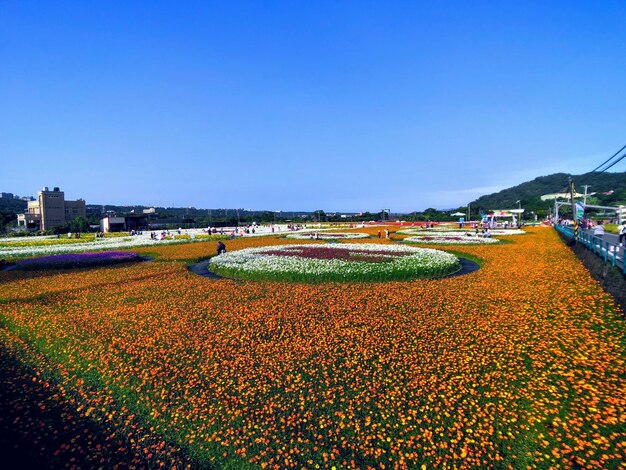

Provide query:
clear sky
left=1, top=1, right=625, bottom=212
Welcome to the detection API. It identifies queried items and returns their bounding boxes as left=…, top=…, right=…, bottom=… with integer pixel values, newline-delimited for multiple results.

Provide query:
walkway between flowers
left=188, top=258, right=224, bottom=279
left=446, top=257, right=480, bottom=277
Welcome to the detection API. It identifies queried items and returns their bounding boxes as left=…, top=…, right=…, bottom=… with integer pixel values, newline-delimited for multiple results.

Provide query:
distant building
left=100, top=214, right=149, bottom=232
left=17, top=186, right=86, bottom=231
left=147, top=217, right=193, bottom=229
left=100, top=216, right=127, bottom=233
left=540, top=192, right=585, bottom=201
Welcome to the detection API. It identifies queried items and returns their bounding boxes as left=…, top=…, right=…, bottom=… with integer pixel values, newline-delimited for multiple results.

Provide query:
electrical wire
left=591, top=143, right=626, bottom=172
left=595, top=148, right=626, bottom=173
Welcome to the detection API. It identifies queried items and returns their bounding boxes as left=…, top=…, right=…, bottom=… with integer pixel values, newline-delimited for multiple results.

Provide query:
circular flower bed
left=286, top=232, right=369, bottom=240
left=209, top=243, right=460, bottom=282
left=403, top=235, right=500, bottom=245
left=398, top=228, right=525, bottom=236
left=8, top=251, right=143, bottom=271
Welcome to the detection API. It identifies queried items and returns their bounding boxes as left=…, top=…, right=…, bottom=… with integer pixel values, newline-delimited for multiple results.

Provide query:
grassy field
left=0, top=227, right=624, bottom=468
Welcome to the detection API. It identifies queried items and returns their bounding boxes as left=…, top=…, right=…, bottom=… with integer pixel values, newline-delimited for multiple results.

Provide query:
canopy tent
left=488, top=209, right=525, bottom=217
left=483, top=209, right=525, bottom=227
left=450, top=212, right=466, bottom=217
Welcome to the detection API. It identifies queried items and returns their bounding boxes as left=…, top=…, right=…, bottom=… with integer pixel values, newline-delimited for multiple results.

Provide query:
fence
left=554, top=224, right=626, bottom=274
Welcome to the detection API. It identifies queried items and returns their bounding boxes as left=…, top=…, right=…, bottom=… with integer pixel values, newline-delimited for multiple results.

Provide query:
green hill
left=0, top=198, right=27, bottom=212
left=467, top=172, right=626, bottom=217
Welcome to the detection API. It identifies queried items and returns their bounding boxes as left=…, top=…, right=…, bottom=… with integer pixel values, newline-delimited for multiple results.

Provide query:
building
left=100, top=214, right=149, bottom=232
left=17, top=186, right=86, bottom=231
left=540, top=192, right=585, bottom=201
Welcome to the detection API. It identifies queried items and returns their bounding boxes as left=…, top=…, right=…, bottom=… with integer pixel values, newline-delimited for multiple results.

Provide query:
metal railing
left=554, top=224, right=625, bottom=274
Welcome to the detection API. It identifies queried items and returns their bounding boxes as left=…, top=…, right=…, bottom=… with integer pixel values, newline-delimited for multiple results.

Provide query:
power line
left=595, top=148, right=626, bottom=173
left=591, top=143, right=626, bottom=172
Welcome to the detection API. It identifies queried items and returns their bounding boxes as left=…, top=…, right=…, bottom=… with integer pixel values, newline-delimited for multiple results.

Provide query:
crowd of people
left=465, top=227, right=492, bottom=238
left=556, top=217, right=626, bottom=246
left=150, top=231, right=169, bottom=241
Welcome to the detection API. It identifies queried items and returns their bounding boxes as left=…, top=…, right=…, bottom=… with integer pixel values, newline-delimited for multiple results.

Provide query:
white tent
left=485, top=209, right=525, bottom=227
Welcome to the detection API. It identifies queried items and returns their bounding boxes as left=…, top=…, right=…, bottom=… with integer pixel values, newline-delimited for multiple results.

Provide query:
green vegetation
left=465, top=172, right=626, bottom=219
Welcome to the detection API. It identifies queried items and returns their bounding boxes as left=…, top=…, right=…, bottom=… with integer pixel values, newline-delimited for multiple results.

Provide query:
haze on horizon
left=1, top=1, right=625, bottom=212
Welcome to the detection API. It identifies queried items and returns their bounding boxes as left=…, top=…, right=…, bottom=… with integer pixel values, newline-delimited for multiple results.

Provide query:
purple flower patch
left=15, top=251, right=142, bottom=270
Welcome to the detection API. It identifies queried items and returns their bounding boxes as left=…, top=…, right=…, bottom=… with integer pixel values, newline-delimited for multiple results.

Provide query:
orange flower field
left=0, top=227, right=624, bottom=468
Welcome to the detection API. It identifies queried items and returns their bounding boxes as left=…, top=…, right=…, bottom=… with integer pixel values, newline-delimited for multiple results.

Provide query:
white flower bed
left=286, top=232, right=369, bottom=240
left=0, top=235, right=195, bottom=259
left=403, top=235, right=500, bottom=245
left=398, top=229, right=525, bottom=236
left=0, top=225, right=323, bottom=259
left=210, top=243, right=460, bottom=282
left=0, top=235, right=58, bottom=243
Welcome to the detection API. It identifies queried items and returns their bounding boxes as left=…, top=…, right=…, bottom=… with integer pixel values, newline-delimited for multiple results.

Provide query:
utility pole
left=582, top=185, right=591, bottom=205
left=569, top=176, right=578, bottom=242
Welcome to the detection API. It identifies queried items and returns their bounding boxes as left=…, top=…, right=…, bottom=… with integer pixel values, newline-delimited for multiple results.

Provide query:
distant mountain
left=467, top=172, right=626, bottom=217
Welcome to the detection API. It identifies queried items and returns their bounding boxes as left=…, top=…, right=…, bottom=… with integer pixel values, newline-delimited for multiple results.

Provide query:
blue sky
left=1, top=1, right=625, bottom=212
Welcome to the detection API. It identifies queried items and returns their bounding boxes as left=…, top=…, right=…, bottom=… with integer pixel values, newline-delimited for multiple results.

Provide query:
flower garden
left=7, top=251, right=143, bottom=271
left=209, top=244, right=460, bottom=282
left=396, top=228, right=527, bottom=245
left=0, top=227, right=624, bottom=468
left=402, top=235, right=500, bottom=245
left=397, top=229, right=525, bottom=237
left=286, top=232, right=370, bottom=240
left=397, top=228, right=526, bottom=236
left=0, top=231, right=228, bottom=260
